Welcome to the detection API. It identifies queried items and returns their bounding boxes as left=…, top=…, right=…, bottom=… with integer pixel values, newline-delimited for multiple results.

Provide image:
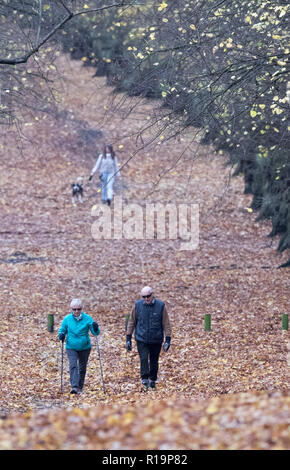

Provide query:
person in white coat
left=89, top=144, right=121, bottom=205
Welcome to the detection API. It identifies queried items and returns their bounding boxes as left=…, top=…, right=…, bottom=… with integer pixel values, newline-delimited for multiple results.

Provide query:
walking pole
left=95, top=335, right=106, bottom=394
left=60, top=339, right=64, bottom=393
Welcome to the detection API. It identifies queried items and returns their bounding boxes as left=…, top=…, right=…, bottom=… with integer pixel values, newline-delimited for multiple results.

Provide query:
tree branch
left=35, top=0, right=43, bottom=46
left=0, top=2, right=139, bottom=66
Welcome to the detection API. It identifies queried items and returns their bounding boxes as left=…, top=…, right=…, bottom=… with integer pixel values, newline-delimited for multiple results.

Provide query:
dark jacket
left=127, top=298, right=171, bottom=344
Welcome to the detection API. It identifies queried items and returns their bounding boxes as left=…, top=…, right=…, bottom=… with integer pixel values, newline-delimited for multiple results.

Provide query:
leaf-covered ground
left=0, top=56, right=289, bottom=449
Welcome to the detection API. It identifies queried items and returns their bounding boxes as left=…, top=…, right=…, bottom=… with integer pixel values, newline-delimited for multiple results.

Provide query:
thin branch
left=0, top=11, right=73, bottom=65
left=0, top=2, right=140, bottom=66
left=35, top=0, right=43, bottom=47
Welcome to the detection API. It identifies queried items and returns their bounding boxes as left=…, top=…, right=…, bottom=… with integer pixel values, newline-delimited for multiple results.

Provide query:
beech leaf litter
left=0, top=56, right=289, bottom=450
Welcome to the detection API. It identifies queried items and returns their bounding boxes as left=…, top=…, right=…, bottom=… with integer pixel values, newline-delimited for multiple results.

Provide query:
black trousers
left=136, top=341, right=162, bottom=381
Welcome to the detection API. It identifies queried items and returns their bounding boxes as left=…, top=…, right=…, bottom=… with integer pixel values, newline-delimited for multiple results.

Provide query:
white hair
left=141, top=286, right=153, bottom=296
left=70, top=298, right=83, bottom=309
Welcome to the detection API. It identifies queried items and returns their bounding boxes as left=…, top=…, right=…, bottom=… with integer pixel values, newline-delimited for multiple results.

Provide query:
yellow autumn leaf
left=198, top=416, right=208, bottom=426
left=206, top=403, right=218, bottom=414
left=123, top=412, right=135, bottom=425
left=272, top=107, right=283, bottom=115
left=106, top=414, right=120, bottom=425
left=158, top=2, right=168, bottom=11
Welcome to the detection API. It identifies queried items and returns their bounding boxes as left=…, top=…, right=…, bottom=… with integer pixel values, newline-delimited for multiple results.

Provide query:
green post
left=204, top=314, right=211, bottom=331
left=125, top=314, right=130, bottom=332
left=47, top=314, right=54, bottom=333
left=282, top=314, right=288, bottom=331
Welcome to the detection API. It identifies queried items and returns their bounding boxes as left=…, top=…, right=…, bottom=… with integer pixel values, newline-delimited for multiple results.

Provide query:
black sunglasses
left=142, top=294, right=152, bottom=299
left=72, top=308, right=82, bottom=311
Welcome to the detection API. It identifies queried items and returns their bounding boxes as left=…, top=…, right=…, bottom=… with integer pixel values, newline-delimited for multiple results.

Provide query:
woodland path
left=0, top=55, right=289, bottom=449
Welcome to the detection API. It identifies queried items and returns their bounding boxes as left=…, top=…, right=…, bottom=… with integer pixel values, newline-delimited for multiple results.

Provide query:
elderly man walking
left=126, top=286, right=171, bottom=390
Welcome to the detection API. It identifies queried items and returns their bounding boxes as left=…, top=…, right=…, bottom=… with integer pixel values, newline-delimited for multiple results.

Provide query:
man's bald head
left=141, top=286, right=153, bottom=297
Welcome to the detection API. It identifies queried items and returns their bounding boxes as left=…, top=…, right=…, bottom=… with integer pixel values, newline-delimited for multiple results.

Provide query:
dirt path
left=0, top=55, right=289, bottom=425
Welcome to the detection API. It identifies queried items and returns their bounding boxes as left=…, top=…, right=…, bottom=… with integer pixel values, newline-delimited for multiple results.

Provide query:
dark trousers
left=67, top=348, right=91, bottom=389
left=136, top=341, right=162, bottom=381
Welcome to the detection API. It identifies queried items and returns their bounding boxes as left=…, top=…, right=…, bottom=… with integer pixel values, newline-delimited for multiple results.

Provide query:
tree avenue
left=1, top=0, right=289, bottom=263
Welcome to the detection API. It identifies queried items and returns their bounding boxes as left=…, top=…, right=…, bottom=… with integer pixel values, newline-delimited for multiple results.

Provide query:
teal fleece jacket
left=58, top=312, right=100, bottom=351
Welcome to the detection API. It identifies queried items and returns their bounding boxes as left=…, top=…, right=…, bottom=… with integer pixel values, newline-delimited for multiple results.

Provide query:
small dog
left=71, top=177, right=83, bottom=204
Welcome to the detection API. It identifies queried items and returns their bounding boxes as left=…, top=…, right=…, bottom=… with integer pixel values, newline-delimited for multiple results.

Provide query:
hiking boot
left=149, top=380, right=156, bottom=389
left=70, top=388, right=79, bottom=394
left=141, top=379, right=149, bottom=389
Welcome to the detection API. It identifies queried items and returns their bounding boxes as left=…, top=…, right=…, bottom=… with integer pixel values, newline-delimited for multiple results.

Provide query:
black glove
left=163, top=336, right=171, bottom=352
left=89, top=174, right=93, bottom=181
left=92, top=321, right=99, bottom=333
left=126, top=334, right=132, bottom=351
left=59, top=333, right=65, bottom=342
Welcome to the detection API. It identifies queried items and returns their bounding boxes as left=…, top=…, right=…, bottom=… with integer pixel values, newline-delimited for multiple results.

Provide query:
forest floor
left=0, top=55, right=289, bottom=450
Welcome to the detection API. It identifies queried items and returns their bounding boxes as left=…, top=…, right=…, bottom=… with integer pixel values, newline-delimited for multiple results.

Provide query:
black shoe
left=149, top=380, right=156, bottom=389
left=107, top=199, right=111, bottom=206
left=142, top=379, right=149, bottom=389
left=70, top=388, right=79, bottom=394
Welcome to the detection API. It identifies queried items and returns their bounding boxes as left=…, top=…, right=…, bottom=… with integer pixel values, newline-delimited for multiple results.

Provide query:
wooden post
left=282, top=314, right=289, bottom=331
left=47, top=314, right=54, bottom=332
left=204, top=314, right=211, bottom=331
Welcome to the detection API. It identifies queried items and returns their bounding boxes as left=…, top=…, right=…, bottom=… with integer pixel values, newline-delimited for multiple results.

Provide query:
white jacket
left=91, top=153, right=121, bottom=177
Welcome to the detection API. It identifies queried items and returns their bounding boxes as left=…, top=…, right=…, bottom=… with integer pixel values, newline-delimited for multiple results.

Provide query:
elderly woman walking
left=58, top=298, right=100, bottom=394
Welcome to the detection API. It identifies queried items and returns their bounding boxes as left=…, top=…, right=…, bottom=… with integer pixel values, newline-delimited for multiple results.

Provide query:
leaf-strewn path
left=0, top=56, right=289, bottom=449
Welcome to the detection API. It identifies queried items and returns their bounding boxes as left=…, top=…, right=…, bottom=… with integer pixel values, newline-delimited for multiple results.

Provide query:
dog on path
left=71, top=176, right=84, bottom=204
